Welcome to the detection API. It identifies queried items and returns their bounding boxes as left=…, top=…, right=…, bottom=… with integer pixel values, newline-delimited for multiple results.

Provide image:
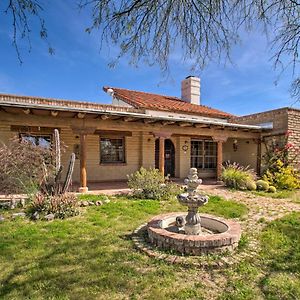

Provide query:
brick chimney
left=181, top=76, right=200, bottom=105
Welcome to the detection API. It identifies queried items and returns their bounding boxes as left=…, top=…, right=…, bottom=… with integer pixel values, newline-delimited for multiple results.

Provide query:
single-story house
left=0, top=76, right=299, bottom=192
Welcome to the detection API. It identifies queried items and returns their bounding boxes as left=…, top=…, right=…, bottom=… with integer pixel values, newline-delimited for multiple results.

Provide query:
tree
left=2, top=1, right=300, bottom=100
left=2, top=0, right=53, bottom=63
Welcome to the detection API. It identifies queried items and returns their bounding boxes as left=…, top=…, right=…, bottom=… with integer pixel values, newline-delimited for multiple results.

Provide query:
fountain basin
left=147, top=212, right=241, bottom=255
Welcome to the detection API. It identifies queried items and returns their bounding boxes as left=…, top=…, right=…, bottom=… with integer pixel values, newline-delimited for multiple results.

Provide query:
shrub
left=263, top=160, right=300, bottom=190
left=127, top=167, right=181, bottom=200
left=0, top=137, right=55, bottom=194
left=268, top=186, right=277, bottom=193
left=221, top=162, right=256, bottom=190
left=29, top=192, right=79, bottom=219
left=256, top=180, right=270, bottom=191
left=246, top=180, right=257, bottom=191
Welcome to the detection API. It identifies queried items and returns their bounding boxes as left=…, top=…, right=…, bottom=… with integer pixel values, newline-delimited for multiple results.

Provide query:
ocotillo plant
left=42, top=129, right=75, bottom=195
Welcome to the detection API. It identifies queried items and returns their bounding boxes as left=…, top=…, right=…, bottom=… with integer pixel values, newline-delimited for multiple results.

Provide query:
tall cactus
left=42, top=129, right=75, bottom=195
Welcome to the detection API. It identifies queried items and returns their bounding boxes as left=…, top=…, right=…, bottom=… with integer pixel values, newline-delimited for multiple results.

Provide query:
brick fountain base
left=147, top=212, right=241, bottom=255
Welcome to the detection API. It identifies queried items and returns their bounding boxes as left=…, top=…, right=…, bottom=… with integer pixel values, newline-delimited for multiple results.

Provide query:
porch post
left=79, top=133, right=88, bottom=193
left=212, top=135, right=228, bottom=182
left=159, top=137, right=165, bottom=175
left=256, top=139, right=262, bottom=176
left=216, top=141, right=223, bottom=181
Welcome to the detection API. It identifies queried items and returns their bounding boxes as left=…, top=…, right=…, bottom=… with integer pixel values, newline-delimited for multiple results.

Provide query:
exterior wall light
left=233, top=139, right=238, bottom=152
left=182, top=141, right=189, bottom=153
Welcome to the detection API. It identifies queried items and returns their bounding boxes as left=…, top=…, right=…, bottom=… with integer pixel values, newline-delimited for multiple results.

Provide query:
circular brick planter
left=147, top=212, right=241, bottom=255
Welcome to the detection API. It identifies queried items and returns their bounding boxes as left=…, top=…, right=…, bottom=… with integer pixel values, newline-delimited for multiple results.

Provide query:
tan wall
left=287, top=110, right=300, bottom=168
left=223, top=138, right=258, bottom=172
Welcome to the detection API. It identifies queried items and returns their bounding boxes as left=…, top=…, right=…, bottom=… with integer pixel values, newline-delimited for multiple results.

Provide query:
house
left=0, top=76, right=298, bottom=192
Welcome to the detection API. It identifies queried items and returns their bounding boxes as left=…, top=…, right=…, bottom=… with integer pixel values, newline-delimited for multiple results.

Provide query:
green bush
left=268, top=186, right=277, bottom=193
left=263, top=160, right=300, bottom=190
left=222, top=162, right=256, bottom=190
left=127, top=167, right=181, bottom=200
left=246, top=180, right=257, bottom=191
left=29, top=192, right=79, bottom=219
left=256, top=180, right=270, bottom=191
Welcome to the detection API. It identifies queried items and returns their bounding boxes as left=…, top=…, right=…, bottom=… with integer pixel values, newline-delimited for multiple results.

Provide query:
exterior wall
left=288, top=109, right=300, bottom=168
left=0, top=109, right=261, bottom=183
left=230, top=108, right=289, bottom=133
left=223, top=138, right=258, bottom=172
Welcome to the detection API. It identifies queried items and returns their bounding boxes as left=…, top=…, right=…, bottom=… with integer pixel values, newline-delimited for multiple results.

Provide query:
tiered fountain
left=147, top=168, right=241, bottom=255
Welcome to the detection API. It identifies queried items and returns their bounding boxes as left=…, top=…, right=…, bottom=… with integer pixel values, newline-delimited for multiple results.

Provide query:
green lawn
left=0, top=195, right=299, bottom=299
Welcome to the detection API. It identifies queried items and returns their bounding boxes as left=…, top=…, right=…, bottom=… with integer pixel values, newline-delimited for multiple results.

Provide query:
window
left=191, top=140, right=217, bottom=169
left=20, top=134, right=52, bottom=148
left=100, top=137, right=125, bottom=164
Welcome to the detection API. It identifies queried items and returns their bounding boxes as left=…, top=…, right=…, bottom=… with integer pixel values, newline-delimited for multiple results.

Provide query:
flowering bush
left=222, top=162, right=257, bottom=190
left=263, top=131, right=300, bottom=190
left=127, top=167, right=181, bottom=200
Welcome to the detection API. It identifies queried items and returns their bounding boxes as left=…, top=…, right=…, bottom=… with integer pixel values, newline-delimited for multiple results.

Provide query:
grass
left=220, top=212, right=300, bottom=300
left=0, top=195, right=299, bottom=299
left=251, top=189, right=297, bottom=199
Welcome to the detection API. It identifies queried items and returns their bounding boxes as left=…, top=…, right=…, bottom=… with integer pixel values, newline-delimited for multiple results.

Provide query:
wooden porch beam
left=123, top=116, right=136, bottom=122
left=79, top=133, right=88, bottom=193
left=179, top=122, right=193, bottom=127
left=161, top=120, right=175, bottom=126
left=143, top=119, right=157, bottom=124
left=159, top=137, right=165, bottom=175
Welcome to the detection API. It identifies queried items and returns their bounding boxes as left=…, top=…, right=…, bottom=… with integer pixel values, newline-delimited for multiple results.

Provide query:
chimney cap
left=185, top=75, right=199, bottom=79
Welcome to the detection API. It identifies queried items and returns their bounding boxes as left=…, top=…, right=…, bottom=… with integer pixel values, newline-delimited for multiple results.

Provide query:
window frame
left=99, top=136, right=126, bottom=165
left=19, top=133, right=52, bottom=148
left=190, top=139, right=217, bottom=170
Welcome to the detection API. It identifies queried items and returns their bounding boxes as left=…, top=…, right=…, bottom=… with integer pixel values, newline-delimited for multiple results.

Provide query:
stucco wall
left=223, top=138, right=258, bottom=171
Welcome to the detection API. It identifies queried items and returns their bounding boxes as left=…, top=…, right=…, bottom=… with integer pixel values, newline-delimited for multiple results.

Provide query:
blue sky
left=0, top=1, right=299, bottom=116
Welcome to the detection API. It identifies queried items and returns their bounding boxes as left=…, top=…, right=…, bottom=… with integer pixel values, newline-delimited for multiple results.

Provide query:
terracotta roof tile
left=103, top=87, right=232, bottom=119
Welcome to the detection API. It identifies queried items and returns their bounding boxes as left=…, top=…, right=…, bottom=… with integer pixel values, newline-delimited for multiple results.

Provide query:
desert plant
left=41, top=129, right=75, bottom=196
left=221, top=162, right=257, bottom=190
left=256, top=180, right=270, bottom=191
left=268, top=186, right=277, bottom=193
left=127, top=167, right=181, bottom=200
left=29, top=192, right=78, bottom=219
left=246, top=180, right=257, bottom=191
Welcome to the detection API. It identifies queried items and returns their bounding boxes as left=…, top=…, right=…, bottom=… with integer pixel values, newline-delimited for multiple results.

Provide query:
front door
left=155, top=139, right=175, bottom=177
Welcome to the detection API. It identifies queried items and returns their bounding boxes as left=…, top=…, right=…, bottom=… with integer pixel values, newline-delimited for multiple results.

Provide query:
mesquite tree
left=2, top=0, right=300, bottom=100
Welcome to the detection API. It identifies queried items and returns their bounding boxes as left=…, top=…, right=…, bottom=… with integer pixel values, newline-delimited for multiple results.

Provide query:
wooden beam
left=77, top=112, right=86, bottom=119
left=216, top=140, right=223, bottom=182
left=195, top=124, right=211, bottom=129
left=51, top=111, right=59, bottom=117
left=23, top=108, right=31, bottom=115
left=143, top=119, right=157, bottom=124
left=123, top=116, right=136, bottom=122
left=161, top=120, right=175, bottom=126
left=94, top=130, right=132, bottom=137
left=159, top=137, right=165, bottom=175
left=99, top=114, right=110, bottom=120
left=79, top=134, right=88, bottom=193
left=179, top=122, right=193, bottom=127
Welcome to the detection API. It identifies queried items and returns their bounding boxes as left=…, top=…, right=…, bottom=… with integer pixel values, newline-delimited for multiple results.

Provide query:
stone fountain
left=177, top=168, right=209, bottom=235
left=144, top=168, right=242, bottom=255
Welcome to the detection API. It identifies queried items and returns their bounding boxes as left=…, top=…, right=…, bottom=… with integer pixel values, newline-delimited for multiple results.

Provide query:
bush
left=268, top=186, right=277, bottom=193
left=0, top=137, right=55, bottom=194
left=127, top=167, right=181, bottom=200
left=29, top=192, right=79, bottom=219
left=256, top=180, right=270, bottom=191
left=221, top=162, right=257, bottom=190
left=263, top=160, right=300, bottom=190
left=246, top=181, right=257, bottom=191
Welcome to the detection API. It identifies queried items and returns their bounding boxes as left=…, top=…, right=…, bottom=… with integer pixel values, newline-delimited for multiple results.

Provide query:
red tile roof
left=103, top=87, right=232, bottom=119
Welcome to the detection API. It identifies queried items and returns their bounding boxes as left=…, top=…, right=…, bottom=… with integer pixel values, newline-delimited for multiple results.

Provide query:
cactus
left=246, top=180, right=257, bottom=191
left=268, top=186, right=277, bottom=193
left=256, top=180, right=270, bottom=191
left=41, top=129, right=75, bottom=195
